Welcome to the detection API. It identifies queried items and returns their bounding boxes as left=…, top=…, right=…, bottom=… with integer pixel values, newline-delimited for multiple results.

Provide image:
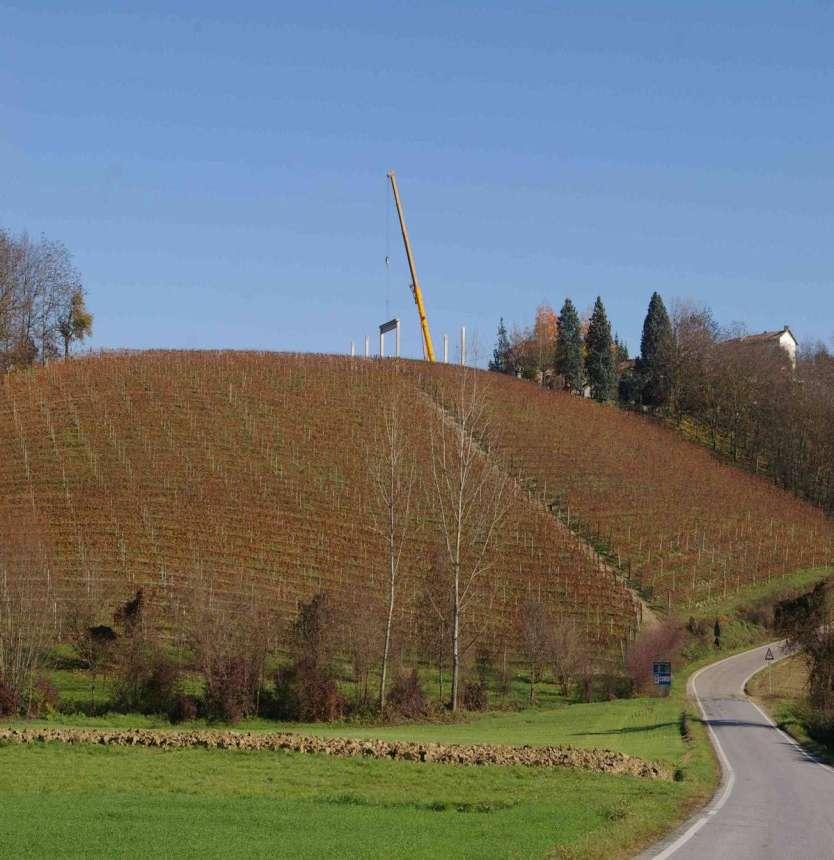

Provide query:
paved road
left=647, top=643, right=834, bottom=860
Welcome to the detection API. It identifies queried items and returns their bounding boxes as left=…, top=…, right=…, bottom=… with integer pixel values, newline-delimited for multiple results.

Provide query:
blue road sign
left=652, top=661, right=672, bottom=687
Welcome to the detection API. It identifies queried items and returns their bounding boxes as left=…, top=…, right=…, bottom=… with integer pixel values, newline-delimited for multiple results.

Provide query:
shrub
left=113, top=649, right=180, bottom=715
left=461, top=681, right=488, bottom=711
left=800, top=706, right=834, bottom=747
left=738, top=604, right=772, bottom=629
left=169, top=694, right=199, bottom=724
left=28, top=675, right=59, bottom=718
left=686, top=616, right=707, bottom=637
left=204, top=655, right=254, bottom=724
left=597, top=673, right=634, bottom=701
left=0, top=676, right=21, bottom=716
left=272, top=665, right=345, bottom=723
left=474, top=648, right=494, bottom=687
left=267, top=590, right=346, bottom=723
left=625, top=621, right=685, bottom=694
left=386, top=670, right=426, bottom=719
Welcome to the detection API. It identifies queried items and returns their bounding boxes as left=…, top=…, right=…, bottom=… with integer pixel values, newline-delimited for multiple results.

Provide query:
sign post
left=652, top=661, right=672, bottom=696
left=378, top=318, right=400, bottom=358
left=765, top=647, right=775, bottom=695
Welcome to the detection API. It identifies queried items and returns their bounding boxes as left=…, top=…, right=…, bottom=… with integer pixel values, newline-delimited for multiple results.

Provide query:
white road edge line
left=741, top=648, right=834, bottom=776
left=650, top=651, right=743, bottom=860
left=652, top=641, right=834, bottom=859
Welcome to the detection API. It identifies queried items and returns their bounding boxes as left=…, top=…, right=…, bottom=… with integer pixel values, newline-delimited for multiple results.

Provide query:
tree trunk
left=379, top=539, right=396, bottom=714
left=451, top=563, right=460, bottom=711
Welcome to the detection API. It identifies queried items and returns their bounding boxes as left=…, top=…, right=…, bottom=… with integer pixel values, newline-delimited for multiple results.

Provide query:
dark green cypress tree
left=585, top=296, right=615, bottom=402
left=639, top=292, right=674, bottom=408
left=488, top=318, right=512, bottom=374
left=554, top=298, right=584, bottom=392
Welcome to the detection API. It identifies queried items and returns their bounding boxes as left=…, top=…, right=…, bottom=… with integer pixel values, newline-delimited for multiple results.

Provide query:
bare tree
left=551, top=617, right=585, bottom=698
left=184, top=581, right=276, bottom=723
left=0, top=512, right=57, bottom=715
left=367, top=399, right=416, bottom=713
left=518, top=598, right=553, bottom=704
left=0, top=230, right=85, bottom=369
left=429, top=368, right=509, bottom=711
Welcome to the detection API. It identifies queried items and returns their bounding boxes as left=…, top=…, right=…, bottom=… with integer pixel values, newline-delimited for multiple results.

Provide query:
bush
left=272, top=665, right=345, bottom=723
left=801, top=706, right=834, bottom=748
left=597, top=673, right=634, bottom=701
left=0, top=677, right=21, bottom=716
left=168, top=694, right=199, bottom=724
left=204, top=655, right=256, bottom=724
left=738, top=604, right=772, bottom=629
left=625, top=621, right=685, bottom=694
left=113, top=649, right=180, bottom=715
left=461, top=681, right=488, bottom=711
left=386, top=670, right=426, bottom=719
left=686, top=616, right=707, bottom=637
left=28, top=675, right=59, bottom=718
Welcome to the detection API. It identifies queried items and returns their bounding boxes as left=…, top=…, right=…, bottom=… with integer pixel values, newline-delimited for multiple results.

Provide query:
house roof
left=726, top=326, right=797, bottom=347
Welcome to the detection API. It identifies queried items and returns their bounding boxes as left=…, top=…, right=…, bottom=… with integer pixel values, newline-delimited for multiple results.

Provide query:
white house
left=726, top=325, right=798, bottom=369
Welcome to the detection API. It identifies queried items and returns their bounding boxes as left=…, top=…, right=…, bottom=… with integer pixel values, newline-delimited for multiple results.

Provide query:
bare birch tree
left=367, top=400, right=415, bottom=713
left=429, top=368, right=509, bottom=711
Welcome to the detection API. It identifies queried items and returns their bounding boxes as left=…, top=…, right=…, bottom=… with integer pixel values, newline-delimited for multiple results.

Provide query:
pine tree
left=554, top=298, right=584, bottom=392
left=614, top=334, right=629, bottom=364
left=488, top=318, right=512, bottom=374
left=584, top=296, right=615, bottom=402
left=639, top=292, right=674, bottom=408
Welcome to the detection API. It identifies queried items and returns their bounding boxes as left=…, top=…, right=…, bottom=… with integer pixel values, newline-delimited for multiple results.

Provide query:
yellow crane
left=386, top=170, right=436, bottom=362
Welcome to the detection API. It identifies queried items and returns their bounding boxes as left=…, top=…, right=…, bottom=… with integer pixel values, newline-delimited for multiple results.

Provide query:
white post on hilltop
left=443, top=333, right=448, bottom=363
left=379, top=330, right=384, bottom=358
left=395, top=319, right=400, bottom=358
left=350, top=341, right=355, bottom=357
left=460, top=326, right=466, bottom=366
left=364, top=336, right=370, bottom=358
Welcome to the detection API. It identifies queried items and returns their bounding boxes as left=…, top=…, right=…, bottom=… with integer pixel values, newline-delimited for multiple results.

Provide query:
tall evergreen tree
left=639, top=292, right=674, bottom=408
left=488, top=318, right=512, bottom=374
left=584, top=296, right=615, bottom=402
left=554, top=298, right=584, bottom=392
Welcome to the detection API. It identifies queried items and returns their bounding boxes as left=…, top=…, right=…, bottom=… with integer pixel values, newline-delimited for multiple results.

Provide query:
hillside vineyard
left=409, top=365, right=833, bottom=610
left=0, top=352, right=643, bottom=657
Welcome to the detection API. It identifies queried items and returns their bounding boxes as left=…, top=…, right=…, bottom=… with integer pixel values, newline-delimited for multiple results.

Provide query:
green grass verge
left=682, top=565, right=834, bottom=621
left=746, top=654, right=834, bottom=767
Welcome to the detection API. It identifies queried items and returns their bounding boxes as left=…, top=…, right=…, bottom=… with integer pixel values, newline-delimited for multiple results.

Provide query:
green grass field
left=0, top=731, right=700, bottom=860
left=2, top=674, right=719, bottom=860
left=11, top=569, right=830, bottom=859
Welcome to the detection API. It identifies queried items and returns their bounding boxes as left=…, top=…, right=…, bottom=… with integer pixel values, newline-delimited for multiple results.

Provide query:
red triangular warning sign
left=765, top=647, right=775, bottom=661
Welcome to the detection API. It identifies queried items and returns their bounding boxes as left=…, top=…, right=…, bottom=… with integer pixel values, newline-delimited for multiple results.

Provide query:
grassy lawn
left=0, top=737, right=697, bottom=860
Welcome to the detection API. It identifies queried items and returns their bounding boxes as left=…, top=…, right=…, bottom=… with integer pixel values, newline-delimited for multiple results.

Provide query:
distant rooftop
left=727, top=326, right=797, bottom=346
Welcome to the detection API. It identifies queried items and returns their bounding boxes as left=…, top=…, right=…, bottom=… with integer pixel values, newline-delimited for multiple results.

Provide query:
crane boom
left=386, top=170, right=436, bottom=362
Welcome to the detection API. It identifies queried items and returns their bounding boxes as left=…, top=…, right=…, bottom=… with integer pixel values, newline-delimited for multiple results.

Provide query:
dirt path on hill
left=422, top=386, right=657, bottom=630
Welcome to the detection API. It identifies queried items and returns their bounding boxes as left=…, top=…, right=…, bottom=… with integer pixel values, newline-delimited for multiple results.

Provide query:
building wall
left=778, top=330, right=797, bottom=368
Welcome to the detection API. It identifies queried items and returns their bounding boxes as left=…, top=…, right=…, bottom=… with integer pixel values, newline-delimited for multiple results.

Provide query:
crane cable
left=384, top=177, right=391, bottom=320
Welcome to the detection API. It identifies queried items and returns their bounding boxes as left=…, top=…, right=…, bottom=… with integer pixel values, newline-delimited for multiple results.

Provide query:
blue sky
left=2, top=2, right=832, bottom=361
